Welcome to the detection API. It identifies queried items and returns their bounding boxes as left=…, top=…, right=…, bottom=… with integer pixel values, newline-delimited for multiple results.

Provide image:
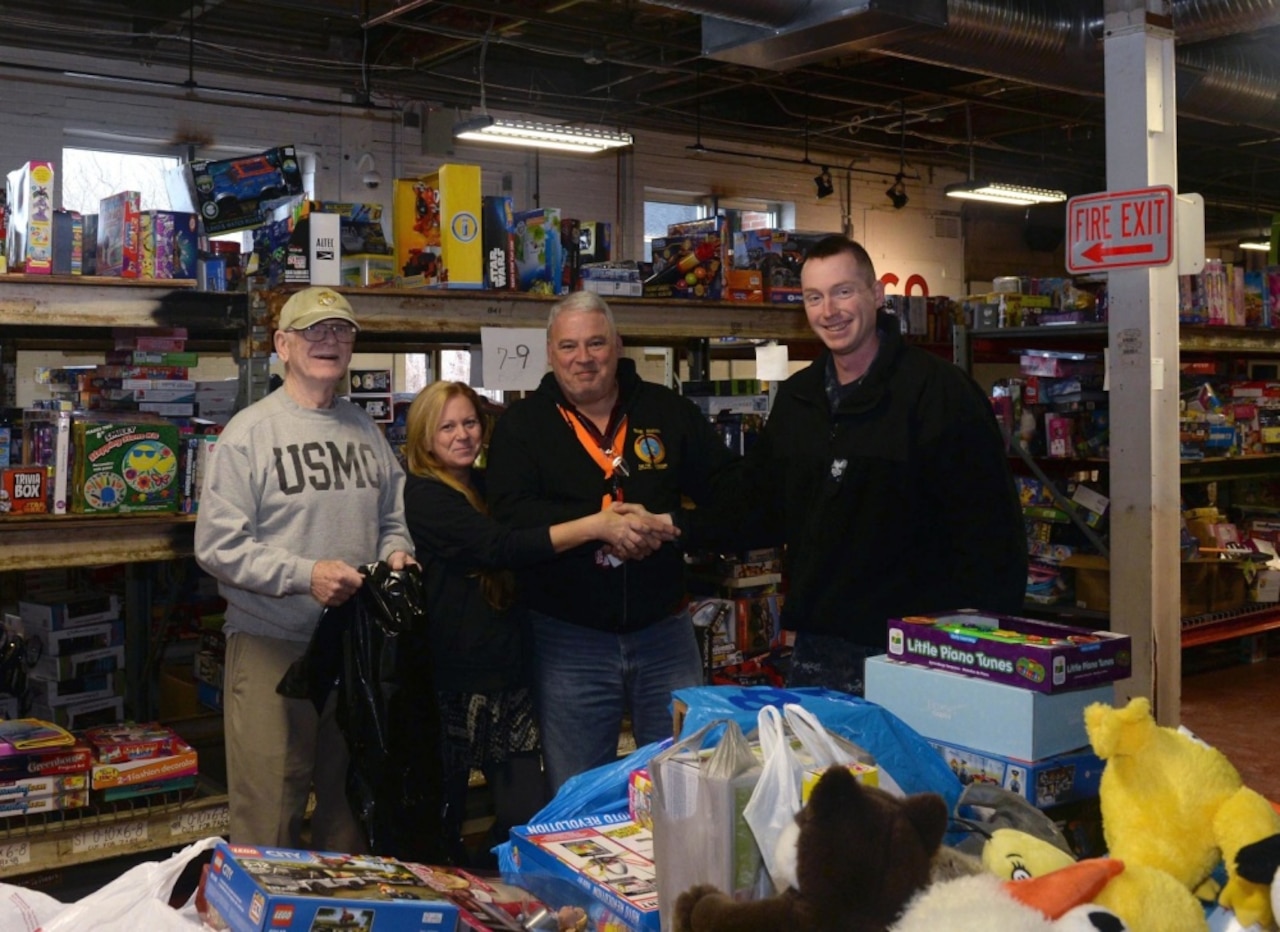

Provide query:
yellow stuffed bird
left=1084, top=697, right=1280, bottom=931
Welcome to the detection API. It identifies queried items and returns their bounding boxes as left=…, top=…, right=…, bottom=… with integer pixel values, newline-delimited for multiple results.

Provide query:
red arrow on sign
left=1081, top=241, right=1155, bottom=263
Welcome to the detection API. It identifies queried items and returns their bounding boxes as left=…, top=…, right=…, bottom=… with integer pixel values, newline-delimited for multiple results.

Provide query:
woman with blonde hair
left=402, top=380, right=675, bottom=865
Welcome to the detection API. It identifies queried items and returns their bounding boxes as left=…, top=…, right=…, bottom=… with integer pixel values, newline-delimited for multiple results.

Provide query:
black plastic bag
left=278, top=561, right=446, bottom=862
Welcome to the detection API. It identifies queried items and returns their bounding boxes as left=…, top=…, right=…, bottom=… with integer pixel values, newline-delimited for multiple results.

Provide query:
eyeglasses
left=290, top=322, right=357, bottom=343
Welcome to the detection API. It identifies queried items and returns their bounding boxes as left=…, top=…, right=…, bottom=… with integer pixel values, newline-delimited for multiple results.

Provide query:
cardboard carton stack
left=866, top=609, right=1131, bottom=810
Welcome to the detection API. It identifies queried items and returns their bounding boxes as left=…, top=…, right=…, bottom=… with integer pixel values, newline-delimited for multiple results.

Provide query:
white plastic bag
left=35, top=835, right=221, bottom=931
left=741, top=704, right=803, bottom=892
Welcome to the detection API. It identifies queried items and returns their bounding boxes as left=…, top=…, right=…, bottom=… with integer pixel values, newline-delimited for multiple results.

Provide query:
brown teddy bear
left=673, top=765, right=949, bottom=932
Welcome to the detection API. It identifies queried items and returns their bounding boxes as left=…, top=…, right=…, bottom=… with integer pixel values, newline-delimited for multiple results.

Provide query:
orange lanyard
left=558, top=405, right=629, bottom=507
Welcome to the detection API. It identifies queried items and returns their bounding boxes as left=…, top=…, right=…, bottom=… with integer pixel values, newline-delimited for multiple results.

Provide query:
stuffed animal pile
left=671, top=696, right=1280, bottom=932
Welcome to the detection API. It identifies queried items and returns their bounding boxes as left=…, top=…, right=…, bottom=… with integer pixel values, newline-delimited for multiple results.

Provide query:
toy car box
left=885, top=609, right=1132, bottom=694
left=392, top=164, right=483, bottom=289
left=508, top=813, right=658, bottom=932
left=180, top=146, right=304, bottom=235
left=731, top=229, right=826, bottom=304
left=204, top=841, right=460, bottom=932
left=5, top=160, right=54, bottom=274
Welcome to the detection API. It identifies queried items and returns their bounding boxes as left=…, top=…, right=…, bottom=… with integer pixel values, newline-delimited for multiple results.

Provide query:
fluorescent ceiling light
left=945, top=180, right=1067, bottom=206
left=1240, top=240, right=1271, bottom=251
left=453, top=115, right=633, bottom=154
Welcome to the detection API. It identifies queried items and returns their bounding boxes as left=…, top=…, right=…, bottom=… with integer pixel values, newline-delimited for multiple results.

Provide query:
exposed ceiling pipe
left=643, top=0, right=1280, bottom=134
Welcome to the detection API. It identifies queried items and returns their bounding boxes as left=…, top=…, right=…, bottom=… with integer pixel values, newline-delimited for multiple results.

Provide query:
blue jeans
left=530, top=610, right=704, bottom=792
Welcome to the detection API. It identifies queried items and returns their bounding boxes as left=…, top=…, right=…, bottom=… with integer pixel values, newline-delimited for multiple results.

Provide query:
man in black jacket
left=721, top=234, right=1027, bottom=694
left=486, top=291, right=740, bottom=791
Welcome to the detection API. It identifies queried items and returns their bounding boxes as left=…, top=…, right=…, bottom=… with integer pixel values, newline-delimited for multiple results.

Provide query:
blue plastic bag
left=673, top=685, right=963, bottom=814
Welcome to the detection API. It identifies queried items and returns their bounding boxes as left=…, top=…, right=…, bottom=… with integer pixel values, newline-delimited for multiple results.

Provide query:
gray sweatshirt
left=194, top=387, right=415, bottom=641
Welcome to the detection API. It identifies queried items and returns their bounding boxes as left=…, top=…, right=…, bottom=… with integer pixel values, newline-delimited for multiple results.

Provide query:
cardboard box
left=28, top=669, right=123, bottom=708
left=0, top=771, right=88, bottom=803
left=0, top=466, right=48, bottom=514
left=89, top=740, right=197, bottom=789
left=204, top=841, right=460, bottom=932
left=645, top=218, right=725, bottom=301
left=864, top=655, right=1113, bottom=761
left=97, top=190, right=142, bottom=278
left=341, top=253, right=397, bottom=288
left=147, top=210, right=200, bottom=279
left=1065, top=555, right=1248, bottom=616
left=0, top=790, right=89, bottom=819
left=928, top=739, right=1103, bottom=809
left=511, top=207, right=564, bottom=294
left=51, top=209, right=83, bottom=275
left=5, top=160, right=54, bottom=274
left=308, top=211, right=341, bottom=285
left=19, top=591, right=120, bottom=631
left=29, top=645, right=123, bottom=681
left=30, top=695, right=125, bottom=730
left=71, top=419, right=181, bottom=513
left=392, top=165, right=483, bottom=289
left=21, top=619, right=124, bottom=657
left=182, top=146, right=305, bottom=235
left=0, top=740, right=93, bottom=779
left=884, top=610, right=1132, bottom=694
left=509, top=814, right=657, bottom=932
left=481, top=195, right=517, bottom=291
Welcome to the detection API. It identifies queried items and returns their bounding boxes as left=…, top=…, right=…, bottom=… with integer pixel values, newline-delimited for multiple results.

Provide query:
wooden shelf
left=0, top=514, right=196, bottom=572
left=266, top=286, right=817, bottom=343
left=1181, top=604, right=1280, bottom=648
left=0, top=276, right=246, bottom=333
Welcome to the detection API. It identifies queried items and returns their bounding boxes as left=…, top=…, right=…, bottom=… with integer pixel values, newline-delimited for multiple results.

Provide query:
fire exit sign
left=1066, top=185, right=1175, bottom=274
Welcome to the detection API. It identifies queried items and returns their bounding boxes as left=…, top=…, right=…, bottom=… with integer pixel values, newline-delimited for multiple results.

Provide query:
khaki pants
left=223, top=630, right=366, bottom=853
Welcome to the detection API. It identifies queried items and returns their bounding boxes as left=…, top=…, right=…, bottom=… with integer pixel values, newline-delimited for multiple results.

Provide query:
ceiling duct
left=651, top=0, right=948, bottom=71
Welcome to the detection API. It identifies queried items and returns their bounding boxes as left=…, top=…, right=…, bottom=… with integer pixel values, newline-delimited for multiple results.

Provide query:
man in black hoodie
left=485, top=291, right=741, bottom=790
left=721, top=234, right=1027, bottom=694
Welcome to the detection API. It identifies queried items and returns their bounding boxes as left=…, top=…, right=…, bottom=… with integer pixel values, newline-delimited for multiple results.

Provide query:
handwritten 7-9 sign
left=1066, top=185, right=1174, bottom=273
left=481, top=327, right=547, bottom=391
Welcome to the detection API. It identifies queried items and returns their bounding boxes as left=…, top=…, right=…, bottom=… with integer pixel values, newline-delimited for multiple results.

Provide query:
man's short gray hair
left=546, top=290, right=618, bottom=335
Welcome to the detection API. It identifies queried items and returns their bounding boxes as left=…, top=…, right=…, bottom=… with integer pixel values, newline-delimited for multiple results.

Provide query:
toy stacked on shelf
left=645, top=217, right=726, bottom=301
left=866, top=609, right=1130, bottom=810
left=82, top=721, right=198, bottom=802
left=18, top=589, right=127, bottom=728
left=4, top=160, right=54, bottom=274
left=686, top=547, right=787, bottom=685
left=0, top=718, right=91, bottom=818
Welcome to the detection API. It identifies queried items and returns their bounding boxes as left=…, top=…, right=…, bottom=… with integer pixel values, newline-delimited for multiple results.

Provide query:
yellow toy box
left=392, top=163, right=483, bottom=289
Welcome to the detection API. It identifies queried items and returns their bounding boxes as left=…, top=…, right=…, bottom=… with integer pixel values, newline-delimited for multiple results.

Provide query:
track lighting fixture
left=814, top=166, right=834, bottom=199
left=886, top=173, right=908, bottom=209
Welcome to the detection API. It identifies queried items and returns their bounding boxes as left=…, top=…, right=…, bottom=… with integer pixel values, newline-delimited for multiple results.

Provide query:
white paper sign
left=755, top=343, right=791, bottom=381
left=481, top=327, right=547, bottom=390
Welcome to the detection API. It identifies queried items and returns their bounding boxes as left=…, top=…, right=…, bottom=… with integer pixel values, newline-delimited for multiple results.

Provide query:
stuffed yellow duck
left=1084, top=697, right=1280, bottom=931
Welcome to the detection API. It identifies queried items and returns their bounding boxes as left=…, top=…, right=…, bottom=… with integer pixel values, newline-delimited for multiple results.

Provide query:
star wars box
left=481, top=195, right=517, bottom=291
left=5, top=160, right=54, bottom=274
left=71, top=418, right=181, bottom=513
left=884, top=609, right=1132, bottom=694
left=392, top=164, right=483, bottom=289
left=204, top=841, right=461, bottom=932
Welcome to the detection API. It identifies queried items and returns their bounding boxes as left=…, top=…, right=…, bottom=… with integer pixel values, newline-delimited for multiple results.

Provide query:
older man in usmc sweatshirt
left=196, top=286, right=415, bottom=851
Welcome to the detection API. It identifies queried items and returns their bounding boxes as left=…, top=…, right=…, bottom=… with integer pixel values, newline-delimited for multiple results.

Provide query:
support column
left=1103, top=1, right=1182, bottom=723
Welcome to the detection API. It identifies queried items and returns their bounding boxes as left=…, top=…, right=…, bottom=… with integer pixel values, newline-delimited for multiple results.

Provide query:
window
left=643, top=200, right=702, bottom=261
left=61, top=148, right=181, bottom=214
left=643, top=196, right=785, bottom=260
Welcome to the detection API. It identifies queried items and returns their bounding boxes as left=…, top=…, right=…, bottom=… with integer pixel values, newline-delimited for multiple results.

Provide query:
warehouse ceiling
left=2, top=0, right=1280, bottom=243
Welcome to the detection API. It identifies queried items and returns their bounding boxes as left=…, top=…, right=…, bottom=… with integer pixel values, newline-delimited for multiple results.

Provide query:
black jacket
left=403, top=472, right=553, bottom=693
left=707, top=312, right=1027, bottom=648
left=485, top=358, right=741, bottom=631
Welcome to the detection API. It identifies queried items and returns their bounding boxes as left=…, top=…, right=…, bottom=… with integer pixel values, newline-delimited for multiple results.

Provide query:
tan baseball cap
left=278, top=287, right=361, bottom=332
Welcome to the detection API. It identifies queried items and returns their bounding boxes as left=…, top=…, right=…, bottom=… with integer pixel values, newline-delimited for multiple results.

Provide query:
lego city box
left=177, top=145, right=305, bottom=235
left=204, top=840, right=460, bottom=932
left=884, top=608, right=1132, bottom=694
left=392, top=164, right=483, bottom=289
left=928, top=738, right=1103, bottom=810
left=70, top=417, right=181, bottom=514
left=5, top=160, right=54, bottom=274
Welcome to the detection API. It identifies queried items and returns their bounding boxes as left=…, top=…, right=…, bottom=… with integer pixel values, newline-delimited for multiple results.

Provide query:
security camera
left=355, top=153, right=381, bottom=190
